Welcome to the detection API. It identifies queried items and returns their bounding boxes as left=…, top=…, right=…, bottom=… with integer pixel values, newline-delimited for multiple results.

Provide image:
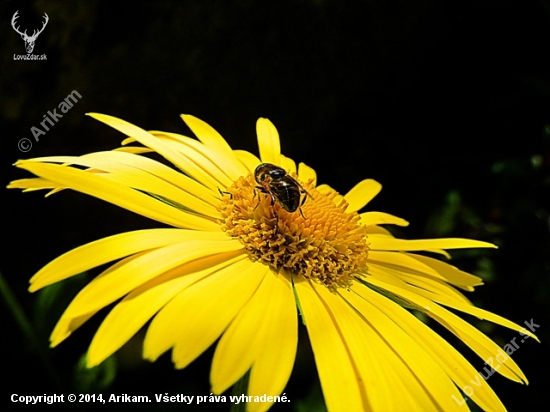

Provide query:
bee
left=254, top=163, right=312, bottom=219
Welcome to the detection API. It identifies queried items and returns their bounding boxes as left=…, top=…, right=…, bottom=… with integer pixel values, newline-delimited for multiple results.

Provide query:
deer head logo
left=11, top=11, right=49, bottom=54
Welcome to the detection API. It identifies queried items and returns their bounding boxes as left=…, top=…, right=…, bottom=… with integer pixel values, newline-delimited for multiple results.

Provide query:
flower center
left=218, top=174, right=369, bottom=288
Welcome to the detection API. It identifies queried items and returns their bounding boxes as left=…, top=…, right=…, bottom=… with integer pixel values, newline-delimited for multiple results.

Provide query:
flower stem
left=0, top=270, right=64, bottom=390
left=230, top=370, right=250, bottom=412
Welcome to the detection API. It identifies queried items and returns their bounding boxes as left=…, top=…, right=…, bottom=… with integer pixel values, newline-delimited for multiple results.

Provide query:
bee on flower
left=9, top=113, right=537, bottom=412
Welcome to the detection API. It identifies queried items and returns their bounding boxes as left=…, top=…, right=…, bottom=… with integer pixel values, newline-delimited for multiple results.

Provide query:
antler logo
left=11, top=11, right=49, bottom=54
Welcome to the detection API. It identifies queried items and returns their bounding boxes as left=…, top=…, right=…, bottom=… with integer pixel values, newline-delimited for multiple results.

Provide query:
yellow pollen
left=218, top=174, right=369, bottom=288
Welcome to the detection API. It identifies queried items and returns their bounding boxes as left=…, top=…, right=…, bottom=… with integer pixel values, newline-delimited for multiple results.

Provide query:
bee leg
left=296, top=193, right=308, bottom=219
left=253, top=188, right=264, bottom=210
left=266, top=194, right=280, bottom=234
left=297, top=182, right=314, bottom=202
left=218, top=188, right=233, bottom=199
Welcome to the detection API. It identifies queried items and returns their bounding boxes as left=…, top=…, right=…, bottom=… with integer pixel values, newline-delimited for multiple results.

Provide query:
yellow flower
left=9, top=113, right=537, bottom=411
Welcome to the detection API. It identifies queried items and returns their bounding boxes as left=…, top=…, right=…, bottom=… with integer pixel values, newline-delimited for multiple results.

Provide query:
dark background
left=1, top=0, right=549, bottom=411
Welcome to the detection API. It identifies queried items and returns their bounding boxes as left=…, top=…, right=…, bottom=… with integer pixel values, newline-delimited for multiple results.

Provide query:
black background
left=1, top=1, right=549, bottom=411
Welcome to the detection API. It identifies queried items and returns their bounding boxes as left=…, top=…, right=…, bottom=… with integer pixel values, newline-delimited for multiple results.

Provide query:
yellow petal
left=256, top=118, right=281, bottom=166
left=182, top=117, right=251, bottom=176
left=30, top=229, right=224, bottom=291
left=233, top=150, right=261, bottom=174
left=15, top=161, right=219, bottom=231
left=368, top=259, right=475, bottom=305
left=365, top=225, right=396, bottom=236
left=30, top=154, right=220, bottom=218
left=352, top=283, right=507, bottom=412
left=144, top=259, right=266, bottom=368
left=85, top=150, right=220, bottom=208
left=87, top=252, right=246, bottom=367
left=310, top=282, right=396, bottom=411
left=368, top=251, right=483, bottom=290
left=298, top=162, right=317, bottom=186
left=368, top=234, right=497, bottom=251
left=180, top=114, right=238, bottom=162
left=279, top=154, right=296, bottom=174
left=359, top=211, right=409, bottom=227
left=151, top=131, right=234, bottom=188
left=315, top=183, right=337, bottom=194
left=344, top=179, right=382, bottom=213
left=210, top=264, right=273, bottom=394
left=407, top=253, right=484, bottom=290
left=412, top=281, right=539, bottom=342
left=362, top=276, right=530, bottom=383
left=315, top=183, right=345, bottom=206
left=153, top=130, right=244, bottom=182
left=7, top=177, right=57, bottom=191
left=247, top=270, right=297, bottom=412
left=293, top=277, right=365, bottom=411
left=88, top=113, right=223, bottom=190
left=338, top=286, right=468, bottom=411
left=59, top=239, right=244, bottom=319
left=114, top=146, right=152, bottom=154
